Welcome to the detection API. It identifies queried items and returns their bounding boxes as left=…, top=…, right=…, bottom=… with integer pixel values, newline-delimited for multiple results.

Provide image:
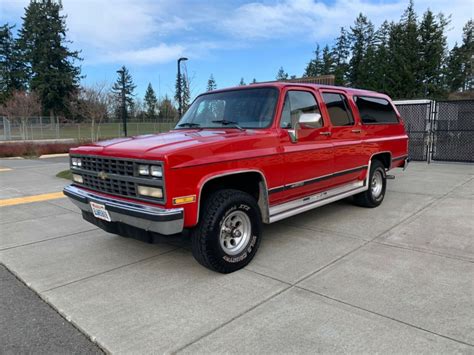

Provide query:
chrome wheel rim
left=219, top=210, right=251, bottom=255
left=371, top=170, right=383, bottom=198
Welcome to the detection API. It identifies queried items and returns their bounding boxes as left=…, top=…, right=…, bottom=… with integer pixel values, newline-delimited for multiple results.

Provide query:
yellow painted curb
left=0, top=191, right=65, bottom=207
left=39, top=153, right=69, bottom=159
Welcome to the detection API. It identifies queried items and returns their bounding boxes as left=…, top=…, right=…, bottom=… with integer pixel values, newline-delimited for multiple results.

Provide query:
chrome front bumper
left=63, top=185, right=184, bottom=235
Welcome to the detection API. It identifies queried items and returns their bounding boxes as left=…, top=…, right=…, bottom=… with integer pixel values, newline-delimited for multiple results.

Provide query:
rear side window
left=355, top=96, right=398, bottom=124
left=322, top=93, right=354, bottom=126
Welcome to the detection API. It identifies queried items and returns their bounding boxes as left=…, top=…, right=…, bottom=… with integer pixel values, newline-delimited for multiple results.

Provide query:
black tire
left=191, top=189, right=262, bottom=273
left=353, top=160, right=387, bottom=208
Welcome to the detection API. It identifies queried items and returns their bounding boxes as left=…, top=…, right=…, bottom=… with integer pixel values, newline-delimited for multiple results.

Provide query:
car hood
left=70, top=129, right=278, bottom=168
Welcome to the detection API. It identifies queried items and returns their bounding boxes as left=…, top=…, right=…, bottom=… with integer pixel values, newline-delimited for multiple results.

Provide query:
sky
left=1, top=0, right=472, bottom=101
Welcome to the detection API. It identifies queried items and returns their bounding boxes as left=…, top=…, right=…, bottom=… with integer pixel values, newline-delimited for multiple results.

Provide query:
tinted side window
left=322, top=93, right=354, bottom=126
left=280, top=91, right=322, bottom=129
left=355, top=96, right=398, bottom=124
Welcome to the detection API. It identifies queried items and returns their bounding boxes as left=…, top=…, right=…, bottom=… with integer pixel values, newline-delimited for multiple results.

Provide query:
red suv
left=64, top=83, right=408, bottom=273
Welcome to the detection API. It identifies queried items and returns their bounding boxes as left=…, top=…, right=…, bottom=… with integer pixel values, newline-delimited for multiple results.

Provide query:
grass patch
left=56, top=169, right=72, bottom=180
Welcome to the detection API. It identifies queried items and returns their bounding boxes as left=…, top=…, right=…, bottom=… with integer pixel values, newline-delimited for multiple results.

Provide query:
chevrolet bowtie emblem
left=98, top=171, right=108, bottom=180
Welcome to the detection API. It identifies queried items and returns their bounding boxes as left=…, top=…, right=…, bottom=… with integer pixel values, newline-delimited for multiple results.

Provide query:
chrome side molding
left=268, top=180, right=366, bottom=223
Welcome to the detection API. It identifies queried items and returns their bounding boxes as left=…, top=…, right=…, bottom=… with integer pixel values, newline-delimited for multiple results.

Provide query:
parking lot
left=0, top=157, right=473, bottom=353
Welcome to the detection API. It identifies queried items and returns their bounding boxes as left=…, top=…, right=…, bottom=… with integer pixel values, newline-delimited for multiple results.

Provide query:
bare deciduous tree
left=76, top=84, right=112, bottom=141
left=0, top=91, right=41, bottom=139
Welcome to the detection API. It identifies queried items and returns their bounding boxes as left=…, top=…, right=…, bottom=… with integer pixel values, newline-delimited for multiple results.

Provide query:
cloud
left=99, top=43, right=185, bottom=64
left=64, top=0, right=159, bottom=50
left=220, top=0, right=471, bottom=46
left=1, top=0, right=470, bottom=67
left=96, top=40, right=222, bottom=66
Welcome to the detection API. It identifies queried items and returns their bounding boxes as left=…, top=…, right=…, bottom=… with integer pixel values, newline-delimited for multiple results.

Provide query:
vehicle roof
left=209, top=82, right=389, bottom=99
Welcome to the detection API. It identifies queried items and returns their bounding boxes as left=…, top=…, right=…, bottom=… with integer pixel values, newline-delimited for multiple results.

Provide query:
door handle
left=351, top=129, right=362, bottom=133
left=320, top=131, right=331, bottom=136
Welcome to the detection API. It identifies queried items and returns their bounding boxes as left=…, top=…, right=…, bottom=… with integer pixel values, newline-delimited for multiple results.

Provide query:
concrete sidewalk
left=0, top=159, right=472, bottom=353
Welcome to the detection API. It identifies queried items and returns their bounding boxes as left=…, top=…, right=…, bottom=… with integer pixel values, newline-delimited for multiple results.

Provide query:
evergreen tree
left=446, top=43, right=465, bottom=92
left=239, top=77, right=246, bottom=86
left=207, top=74, right=217, bottom=91
left=0, top=24, right=28, bottom=104
left=349, top=13, right=376, bottom=87
left=321, top=45, right=334, bottom=75
left=447, top=20, right=474, bottom=92
left=462, top=20, right=474, bottom=91
left=332, top=27, right=350, bottom=85
left=276, top=66, right=289, bottom=80
left=394, top=0, right=422, bottom=98
left=419, top=10, right=449, bottom=98
left=17, top=0, right=81, bottom=115
left=174, top=71, right=190, bottom=114
left=112, top=66, right=136, bottom=120
left=144, top=83, right=157, bottom=119
left=251, top=78, right=257, bottom=84
left=373, top=21, right=393, bottom=93
left=158, top=95, right=178, bottom=121
left=304, top=44, right=323, bottom=77
left=182, top=75, right=190, bottom=112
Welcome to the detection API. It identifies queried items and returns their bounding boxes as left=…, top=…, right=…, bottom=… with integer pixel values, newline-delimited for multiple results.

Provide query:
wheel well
left=199, top=172, right=268, bottom=222
left=371, top=152, right=391, bottom=169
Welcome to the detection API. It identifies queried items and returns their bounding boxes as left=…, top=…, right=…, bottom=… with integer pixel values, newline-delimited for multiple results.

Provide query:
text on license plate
left=90, top=202, right=111, bottom=222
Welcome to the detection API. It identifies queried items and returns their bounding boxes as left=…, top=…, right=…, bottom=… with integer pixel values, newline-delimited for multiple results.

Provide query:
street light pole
left=117, top=69, right=127, bottom=137
left=177, top=57, right=188, bottom=117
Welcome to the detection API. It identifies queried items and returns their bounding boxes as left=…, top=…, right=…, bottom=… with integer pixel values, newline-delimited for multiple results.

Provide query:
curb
left=39, top=153, right=69, bottom=159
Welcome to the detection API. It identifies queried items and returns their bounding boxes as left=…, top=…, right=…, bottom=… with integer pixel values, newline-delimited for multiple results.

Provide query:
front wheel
left=191, top=189, right=262, bottom=273
left=353, top=160, right=387, bottom=208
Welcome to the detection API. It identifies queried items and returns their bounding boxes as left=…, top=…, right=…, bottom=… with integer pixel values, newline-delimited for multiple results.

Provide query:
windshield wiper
left=212, top=119, right=244, bottom=131
left=177, top=122, right=201, bottom=128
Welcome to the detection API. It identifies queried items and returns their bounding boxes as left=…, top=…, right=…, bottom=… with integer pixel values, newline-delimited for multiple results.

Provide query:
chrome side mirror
left=299, top=113, right=322, bottom=128
left=287, top=113, right=322, bottom=143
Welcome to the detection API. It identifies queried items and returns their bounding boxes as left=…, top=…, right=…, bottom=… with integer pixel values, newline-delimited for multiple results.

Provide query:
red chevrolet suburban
left=64, top=83, right=408, bottom=273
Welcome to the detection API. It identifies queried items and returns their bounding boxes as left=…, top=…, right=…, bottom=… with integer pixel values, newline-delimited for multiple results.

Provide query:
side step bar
left=268, top=180, right=367, bottom=223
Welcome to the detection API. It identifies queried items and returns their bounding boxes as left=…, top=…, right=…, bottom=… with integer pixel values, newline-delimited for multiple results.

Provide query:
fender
left=196, top=169, right=270, bottom=224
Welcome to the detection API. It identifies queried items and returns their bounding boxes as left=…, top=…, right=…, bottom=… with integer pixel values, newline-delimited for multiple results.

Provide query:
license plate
left=90, top=202, right=111, bottom=222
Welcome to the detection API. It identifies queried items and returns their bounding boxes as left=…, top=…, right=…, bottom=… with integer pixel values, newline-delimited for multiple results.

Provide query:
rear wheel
left=354, top=160, right=386, bottom=208
left=191, top=189, right=262, bottom=273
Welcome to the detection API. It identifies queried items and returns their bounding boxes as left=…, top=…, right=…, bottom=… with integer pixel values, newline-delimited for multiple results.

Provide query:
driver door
left=274, top=89, right=334, bottom=204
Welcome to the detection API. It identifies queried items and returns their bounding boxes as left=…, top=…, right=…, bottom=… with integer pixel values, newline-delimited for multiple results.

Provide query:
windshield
left=175, top=87, right=278, bottom=129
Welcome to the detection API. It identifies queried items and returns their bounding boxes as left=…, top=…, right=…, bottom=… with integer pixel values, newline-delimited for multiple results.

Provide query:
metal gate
left=432, top=100, right=474, bottom=163
left=395, top=99, right=474, bottom=163
left=394, top=100, right=432, bottom=161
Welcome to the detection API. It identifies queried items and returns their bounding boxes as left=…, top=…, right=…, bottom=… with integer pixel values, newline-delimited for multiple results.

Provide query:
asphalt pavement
left=0, top=264, right=102, bottom=354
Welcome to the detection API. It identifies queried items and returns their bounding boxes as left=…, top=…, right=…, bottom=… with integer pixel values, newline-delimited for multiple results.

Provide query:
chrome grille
left=81, top=156, right=134, bottom=176
left=82, top=174, right=137, bottom=197
left=71, top=155, right=165, bottom=202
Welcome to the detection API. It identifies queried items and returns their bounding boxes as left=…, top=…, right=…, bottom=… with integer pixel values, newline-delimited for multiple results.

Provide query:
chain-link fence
left=0, top=117, right=177, bottom=141
left=432, top=100, right=474, bottom=163
left=394, top=100, right=432, bottom=161
left=395, top=99, right=474, bottom=163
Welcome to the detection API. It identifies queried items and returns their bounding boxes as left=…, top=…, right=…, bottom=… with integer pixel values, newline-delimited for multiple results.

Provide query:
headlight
left=138, top=165, right=150, bottom=175
left=71, top=157, right=82, bottom=167
left=138, top=164, right=162, bottom=178
left=150, top=166, right=162, bottom=177
left=137, top=185, right=163, bottom=199
left=72, top=174, right=83, bottom=183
